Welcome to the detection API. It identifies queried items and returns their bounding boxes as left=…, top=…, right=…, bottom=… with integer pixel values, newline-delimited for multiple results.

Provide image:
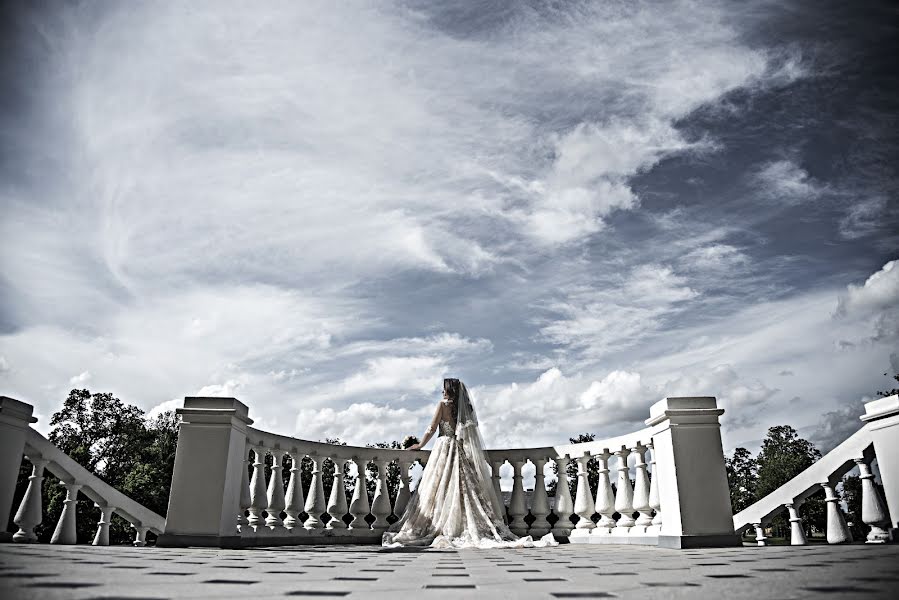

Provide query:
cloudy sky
left=1, top=0, right=896, bottom=456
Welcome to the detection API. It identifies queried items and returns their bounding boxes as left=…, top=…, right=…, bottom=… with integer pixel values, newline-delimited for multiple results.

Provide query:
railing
left=733, top=394, right=899, bottom=545
left=0, top=396, right=165, bottom=546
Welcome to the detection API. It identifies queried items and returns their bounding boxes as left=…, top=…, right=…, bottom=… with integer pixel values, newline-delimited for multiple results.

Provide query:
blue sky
left=1, top=0, right=896, bottom=455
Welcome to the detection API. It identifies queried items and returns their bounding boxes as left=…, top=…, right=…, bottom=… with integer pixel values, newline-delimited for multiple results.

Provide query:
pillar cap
left=178, top=397, right=253, bottom=425
left=645, top=396, right=723, bottom=426
left=860, top=394, right=899, bottom=423
left=0, top=396, right=38, bottom=425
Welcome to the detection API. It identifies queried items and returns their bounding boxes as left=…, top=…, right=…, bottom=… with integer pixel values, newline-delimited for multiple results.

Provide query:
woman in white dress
left=382, top=378, right=557, bottom=549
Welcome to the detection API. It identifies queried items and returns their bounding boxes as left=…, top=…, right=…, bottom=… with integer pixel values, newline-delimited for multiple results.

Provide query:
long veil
left=455, top=382, right=507, bottom=522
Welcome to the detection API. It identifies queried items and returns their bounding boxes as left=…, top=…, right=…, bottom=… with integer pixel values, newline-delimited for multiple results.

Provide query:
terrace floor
left=1, top=541, right=896, bottom=600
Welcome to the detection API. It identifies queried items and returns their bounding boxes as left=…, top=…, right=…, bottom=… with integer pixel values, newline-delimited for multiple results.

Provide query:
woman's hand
left=408, top=443, right=421, bottom=451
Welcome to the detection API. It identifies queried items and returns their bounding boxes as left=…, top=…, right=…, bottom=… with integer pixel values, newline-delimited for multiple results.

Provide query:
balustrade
left=613, top=447, right=635, bottom=532
left=393, top=459, right=412, bottom=518
left=50, top=481, right=82, bottom=545
left=92, top=504, right=115, bottom=546
left=821, top=481, right=853, bottom=544
left=551, top=455, right=574, bottom=538
left=632, top=444, right=652, bottom=531
left=855, top=458, right=890, bottom=543
left=265, top=450, right=286, bottom=530
left=508, top=460, right=528, bottom=536
left=647, top=443, right=661, bottom=531
left=785, top=502, right=806, bottom=545
left=370, top=459, right=392, bottom=531
left=529, top=457, right=551, bottom=537
left=348, top=458, right=371, bottom=530
left=304, top=456, right=327, bottom=529
left=283, top=452, right=305, bottom=529
left=571, top=453, right=595, bottom=535
left=13, top=456, right=47, bottom=543
left=326, top=458, right=349, bottom=529
left=248, top=446, right=267, bottom=529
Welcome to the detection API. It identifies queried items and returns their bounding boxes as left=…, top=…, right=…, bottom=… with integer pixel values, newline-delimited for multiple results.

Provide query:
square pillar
left=0, top=397, right=37, bottom=543
left=157, top=397, right=252, bottom=548
left=860, top=394, right=899, bottom=540
left=646, top=396, right=741, bottom=549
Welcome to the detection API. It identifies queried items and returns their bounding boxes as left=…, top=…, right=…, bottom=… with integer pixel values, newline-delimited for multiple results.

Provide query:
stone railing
left=733, top=394, right=899, bottom=545
left=158, top=395, right=740, bottom=549
left=0, top=396, right=165, bottom=546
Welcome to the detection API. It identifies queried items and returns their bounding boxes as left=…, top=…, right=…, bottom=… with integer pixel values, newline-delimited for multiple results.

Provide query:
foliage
left=725, top=447, right=757, bottom=512
left=876, top=372, right=899, bottom=398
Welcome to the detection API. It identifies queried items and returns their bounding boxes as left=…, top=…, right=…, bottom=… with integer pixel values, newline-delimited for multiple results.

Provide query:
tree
left=877, top=372, right=899, bottom=398
left=548, top=433, right=596, bottom=499
left=725, top=447, right=757, bottom=513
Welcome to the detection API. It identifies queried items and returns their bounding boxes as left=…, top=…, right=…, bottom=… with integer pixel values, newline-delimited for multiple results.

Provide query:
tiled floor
left=1, top=542, right=896, bottom=599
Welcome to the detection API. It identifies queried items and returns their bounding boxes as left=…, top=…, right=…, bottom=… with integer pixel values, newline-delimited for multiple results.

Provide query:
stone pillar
left=632, top=444, right=653, bottom=530
left=13, top=456, right=48, bottom=543
left=753, top=523, right=767, bottom=546
left=613, top=447, right=634, bottom=532
left=551, top=455, right=574, bottom=538
left=92, top=504, right=115, bottom=546
left=860, top=395, right=899, bottom=540
left=237, top=450, right=252, bottom=532
left=854, top=458, right=890, bottom=543
left=132, top=523, right=149, bottom=547
left=247, top=446, right=268, bottom=529
left=348, top=458, right=370, bottom=530
left=593, top=451, right=616, bottom=532
left=529, top=458, right=551, bottom=537
left=283, top=453, right=305, bottom=530
left=326, top=459, right=349, bottom=529
left=648, top=443, right=662, bottom=531
left=158, top=397, right=253, bottom=548
left=645, top=396, right=740, bottom=548
left=393, top=459, right=412, bottom=519
left=570, top=453, right=595, bottom=537
left=0, top=397, right=37, bottom=543
left=821, top=480, right=852, bottom=544
left=265, top=450, right=286, bottom=531
left=51, top=482, right=82, bottom=544
left=491, top=460, right=506, bottom=523
left=785, top=502, right=807, bottom=545
left=304, top=455, right=327, bottom=529
left=370, top=459, right=392, bottom=531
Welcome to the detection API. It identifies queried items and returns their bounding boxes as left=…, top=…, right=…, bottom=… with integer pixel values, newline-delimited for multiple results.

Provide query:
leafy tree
left=877, top=372, right=899, bottom=398
left=755, top=425, right=822, bottom=497
left=725, top=447, right=757, bottom=512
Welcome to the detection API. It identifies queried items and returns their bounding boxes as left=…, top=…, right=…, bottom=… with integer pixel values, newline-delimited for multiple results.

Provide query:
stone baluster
left=265, top=450, right=286, bottom=531
left=613, top=447, right=635, bottom=532
left=247, top=446, right=268, bottom=529
left=92, top=504, right=115, bottom=546
left=304, top=455, right=327, bottom=529
left=785, top=502, right=807, bottom=545
left=50, top=481, right=82, bottom=544
left=647, top=442, right=661, bottom=530
left=508, top=459, right=528, bottom=536
left=238, top=448, right=252, bottom=533
left=551, top=455, right=574, bottom=537
left=348, top=458, right=371, bottom=530
left=529, top=457, right=551, bottom=537
left=491, top=460, right=506, bottom=522
left=821, top=481, right=852, bottom=544
left=571, top=453, right=595, bottom=535
left=371, top=459, right=392, bottom=531
left=283, top=453, right=305, bottom=530
left=393, top=459, right=412, bottom=519
left=327, top=458, right=349, bottom=529
left=854, top=458, right=891, bottom=543
left=13, top=456, right=48, bottom=543
left=632, top=444, right=653, bottom=531
left=132, top=523, right=149, bottom=547
left=592, top=450, right=615, bottom=534
left=753, top=522, right=767, bottom=546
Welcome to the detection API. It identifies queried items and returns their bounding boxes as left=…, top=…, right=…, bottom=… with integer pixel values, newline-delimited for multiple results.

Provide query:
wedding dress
left=382, top=381, right=558, bottom=549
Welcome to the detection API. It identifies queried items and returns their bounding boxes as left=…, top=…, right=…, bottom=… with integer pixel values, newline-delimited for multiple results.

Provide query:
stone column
left=529, top=458, right=551, bottom=537
left=491, top=460, right=506, bottom=523
left=304, top=455, right=327, bottom=529
left=393, top=459, right=412, bottom=518
left=753, top=522, right=767, bottom=546
left=265, top=450, right=286, bottom=531
left=237, top=450, right=252, bottom=533
left=370, top=459, right=392, bottom=531
left=348, top=458, right=371, bottom=530
left=593, top=451, right=615, bottom=533
left=551, top=455, right=574, bottom=538
left=860, top=395, right=899, bottom=540
left=51, top=482, right=82, bottom=544
left=283, top=453, right=304, bottom=530
left=613, top=447, right=634, bottom=532
left=326, top=459, right=348, bottom=529
left=508, top=459, right=528, bottom=536
left=132, top=523, right=149, bottom=547
left=0, top=397, right=37, bottom=543
left=570, top=453, right=595, bottom=537
left=647, top=442, right=662, bottom=531
left=247, top=446, right=268, bottom=529
left=13, top=456, right=48, bottom=543
left=821, top=480, right=852, bottom=544
left=158, top=397, right=253, bottom=548
left=92, top=504, right=115, bottom=546
left=785, top=502, right=807, bottom=545
left=632, top=444, right=653, bottom=530
left=646, top=396, right=740, bottom=548
left=854, top=458, right=890, bottom=543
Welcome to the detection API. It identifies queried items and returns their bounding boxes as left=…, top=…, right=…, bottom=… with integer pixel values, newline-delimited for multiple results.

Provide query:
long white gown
left=382, top=382, right=557, bottom=549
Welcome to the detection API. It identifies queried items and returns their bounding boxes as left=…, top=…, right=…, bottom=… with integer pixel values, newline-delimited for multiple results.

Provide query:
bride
left=382, top=378, right=557, bottom=549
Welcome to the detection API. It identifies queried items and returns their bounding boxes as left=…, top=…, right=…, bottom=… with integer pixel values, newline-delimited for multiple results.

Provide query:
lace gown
left=382, top=399, right=557, bottom=549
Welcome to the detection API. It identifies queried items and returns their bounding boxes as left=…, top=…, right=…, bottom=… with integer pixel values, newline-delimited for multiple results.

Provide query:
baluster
left=92, top=504, right=115, bottom=546
left=491, top=459, right=506, bottom=523
left=370, top=459, right=392, bottom=531
left=247, top=446, right=268, bottom=529
left=529, top=457, right=551, bottom=537
left=854, top=458, right=890, bottom=543
left=820, top=481, right=852, bottom=544
left=283, top=452, right=305, bottom=530
left=265, top=450, right=286, bottom=531
left=785, top=502, right=807, bottom=545
left=593, top=450, right=615, bottom=535
left=304, top=455, right=327, bottom=529
left=348, top=457, right=371, bottom=530
left=327, top=458, right=349, bottom=529
left=508, top=459, right=528, bottom=536
left=753, top=522, right=767, bottom=546
left=613, top=447, right=635, bottom=532
left=572, top=453, right=595, bottom=534
left=551, top=455, right=574, bottom=537
left=632, top=444, right=652, bottom=531
left=50, top=481, right=82, bottom=544
left=647, top=442, right=661, bottom=531
left=13, top=456, right=48, bottom=543
left=238, top=447, right=252, bottom=533
left=132, top=523, right=149, bottom=547
left=393, top=459, right=412, bottom=518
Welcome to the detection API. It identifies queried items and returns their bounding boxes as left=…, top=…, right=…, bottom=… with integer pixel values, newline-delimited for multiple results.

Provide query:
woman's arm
left=408, top=402, right=445, bottom=450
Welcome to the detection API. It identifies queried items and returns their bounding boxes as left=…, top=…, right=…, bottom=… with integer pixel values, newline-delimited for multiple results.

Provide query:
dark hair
left=443, top=378, right=460, bottom=420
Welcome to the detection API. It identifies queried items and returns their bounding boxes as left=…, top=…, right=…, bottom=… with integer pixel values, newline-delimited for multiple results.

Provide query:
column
left=529, top=457, right=551, bottom=537
left=632, top=444, right=653, bottom=531
left=237, top=448, right=252, bottom=533
left=0, top=397, right=37, bottom=543
left=304, top=455, right=327, bottom=529
left=753, top=522, right=767, bottom=546
left=158, top=397, right=254, bottom=548
left=613, top=447, right=634, bottom=532
left=283, top=453, right=305, bottom=530
left=855, top=458, right=890, bottom=543
left=370, top=459, right=392, bottom=531
left=508, top=459, right=528, bottom=536
left=551, top=455, right=574, bottom=537
left=646, top=396, right=740, bottom=548
left=13, top=456, right=48, bottom=543
left=491, top=460, right=506, bottom=523
left=821, top=481, right=852, bottom=544
left=785, top=502, right=807, bottom=545
left=592, top=451, right=615, bottom=534
left=860, top=395, right=899, bottom=539
left=571, top=453, right=595, bottom=536
left=247, top=446, right=268, bottom=529
left=648, top=442, right=662, bottom=531
left=92, top=504, right=115, bottom=546
left=348, top=458, right=371, bottom=530
left=265, top=450, right=286, bottom=531
left=327, top=458, right=348, bottom=529
left=132, top=523, right=149, bottom=547
left=393, top=459, right=412, bottom=519
left=51, top=481, right=82, bottom=544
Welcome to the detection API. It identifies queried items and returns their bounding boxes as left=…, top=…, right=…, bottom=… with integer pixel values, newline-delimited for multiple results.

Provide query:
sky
left=1, top=0, right=897, bottom=459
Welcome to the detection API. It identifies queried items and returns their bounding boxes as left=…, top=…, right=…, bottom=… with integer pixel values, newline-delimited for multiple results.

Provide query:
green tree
left=725, top=447, right=757, bottom=512
left=877, top=372, right=899, bottom=398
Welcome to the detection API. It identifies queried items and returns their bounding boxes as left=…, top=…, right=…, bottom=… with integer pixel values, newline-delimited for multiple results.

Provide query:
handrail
left=25, top=429, right=166, bottom=534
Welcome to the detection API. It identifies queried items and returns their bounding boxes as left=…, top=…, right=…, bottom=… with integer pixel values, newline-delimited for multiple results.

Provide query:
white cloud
left=753, top=159, right=825, bottom=203
left=295, top=402, right=431, bottom=447
left=0, top=356, right=9, bottom=374
left=835, top=260, right=899, bottom=341
left=69, top=371, right=92, bottom=386
left=146, top=397, right=182, bottom=420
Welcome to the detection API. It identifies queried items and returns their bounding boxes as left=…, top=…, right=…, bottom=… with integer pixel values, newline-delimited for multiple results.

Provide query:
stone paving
left=1, top=542, right=897, bottom=600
